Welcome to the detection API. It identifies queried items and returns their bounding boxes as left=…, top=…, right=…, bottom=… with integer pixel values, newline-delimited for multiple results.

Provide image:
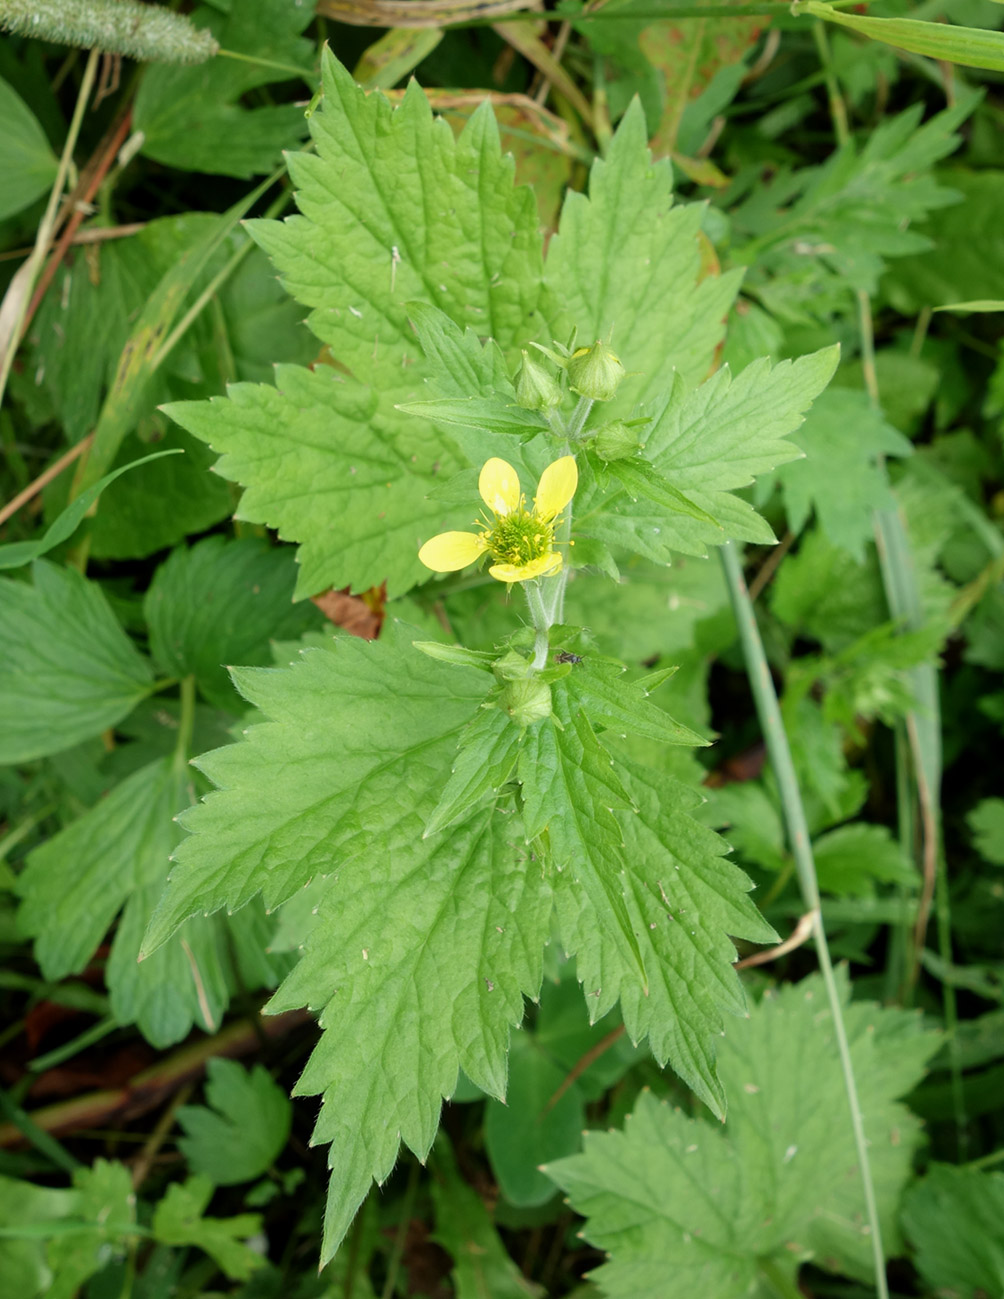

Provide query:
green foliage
left=776, top=387, right=912, bottom=560
left=144, top=536, right=322, bottom=710
left=432, top=1138, right=545, bottom=1297
left=969, top=798, right=1004, bottom=866
left=0, top=74, right=57, bottom=220
left=45, top=1161, right=134, bottom=1299
left=177, top=1059, right=292, bottom=1185
left=134, top=0, right=313, bottom=178
left=901, top=1164, right=1004, bottom=1298
left=547, top=973, right=939, bottom=1297
left=0, top=561, right=153, bottom=763
left=151, top=1175, right=264, bottom=1281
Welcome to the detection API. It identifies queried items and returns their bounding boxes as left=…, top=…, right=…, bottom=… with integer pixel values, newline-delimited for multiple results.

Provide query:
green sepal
left=412, top=641, right=497, bottom=672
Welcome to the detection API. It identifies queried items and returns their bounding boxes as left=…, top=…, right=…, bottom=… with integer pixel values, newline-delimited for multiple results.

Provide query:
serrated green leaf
left=141, top=628, right=553, bottom=1262
left=0, top=449, right=182, bottom=571
left=777, top=387, right=912, bottom=561
left=580, top=348, right=838, bottom=562
left=0, top=561, right=153, bottom=764
left=173, top=50, right=547, bottom=597
left=425, top=706, right=522, bottom=838
left=177, top=1059, right=292, bottom=1185
left=565, top=658, right=708, bottom=748
left=16, top=756, right=267, bottom=1047
left=546, top=972, right=939, bottom=1298
left=0, top=74, right=58, bottom=220
left=152, top=1175, right=263, bottom=1281
left=144, top=536, right=322, bottom=710
left=519, top=691, right=647, bottom=991
left=969, top=798, right=1004, bottom=866
left=543, top=98, right=743, bottom=413
left=45, top=1161, right=134, bottom=1299
left=811, top=823, right=916, bottom=897
left=134, top=0, right=313, bottom=178
left=901, top=1164, right=1004, bottom=1298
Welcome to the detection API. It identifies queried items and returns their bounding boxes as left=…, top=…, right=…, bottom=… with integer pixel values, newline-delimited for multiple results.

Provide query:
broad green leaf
left=88, top=429, right=234, bottom=561
left=776, top=387, right=912, bottom=561
left=579, top=348, right=838, bottom=562
left=144, top=536, right=323, bottom=710
left=152, top=1176, right=263, bottom=1281
left=483, top=974, right=642, bottom=1208
left=901, top=1164, right=1004, bottom=1298
left=0, top=561, right=152, bottom=764
left=141, top=628, right=553, bottom=1262
left=0, top=75, right=58, bottom=220
left=15, top=756, right=254, bottom=1047
left=969, top=798, right=1004, bottom=866
left=800, top=1, right=1004, bottom=72
left=431, top=1137, right=545, bottom=1297
left=79, top=183, right=280, bottom=495
left=134, top=0, right=313, bottom=178
left=483, top=1030, right=586, bottom=1208
left=177, top=1059, right=292, bottom=1185
left=543, top=99, right=743, bottom=414
left=0, top=450, right=182, bottom=571
left=0, top=1175, right=75, bottom=1299
left=46, top=1161, right=134, bottom=1299
left=171, top=50, right=547, bottom=597
left=546, top=972, right=940, bottom=1298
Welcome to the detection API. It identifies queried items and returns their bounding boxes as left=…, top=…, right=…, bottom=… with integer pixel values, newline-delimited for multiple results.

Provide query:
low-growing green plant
left=1, top=4, right=1003, bottom=1297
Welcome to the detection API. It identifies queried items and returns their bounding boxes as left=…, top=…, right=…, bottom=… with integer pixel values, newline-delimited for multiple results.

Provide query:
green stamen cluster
left=481, top=506, right=554, bottom=567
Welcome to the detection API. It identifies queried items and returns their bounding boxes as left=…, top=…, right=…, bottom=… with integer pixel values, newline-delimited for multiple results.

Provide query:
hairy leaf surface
left=0, top=562, right=152, bottom=763
left=547, top=973, right=939, bottom=1297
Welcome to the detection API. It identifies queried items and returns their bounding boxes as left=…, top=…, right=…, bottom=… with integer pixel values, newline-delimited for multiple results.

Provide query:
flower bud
left=567, top=340, right=625, bottom=402
left=514, top=351, right=562, bottom=412
left=499, top=677, right=552, bottom=728
left=593, top=420, right=640, bottom=462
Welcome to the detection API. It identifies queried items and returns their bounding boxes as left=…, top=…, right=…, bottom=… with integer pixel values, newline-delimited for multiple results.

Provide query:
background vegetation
left=1, top=2, right=1003, bottom=1297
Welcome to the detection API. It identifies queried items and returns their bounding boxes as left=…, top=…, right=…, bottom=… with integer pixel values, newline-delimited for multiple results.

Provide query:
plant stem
left=380, top=1157, right=420, bottom=1299
left=0, top=47, right=100, bottom=414
left=524, top=579, right=551, bottom=669
left=173, top=675, right=197, bottom=779
left=720, top=540, right=889, bottom=1299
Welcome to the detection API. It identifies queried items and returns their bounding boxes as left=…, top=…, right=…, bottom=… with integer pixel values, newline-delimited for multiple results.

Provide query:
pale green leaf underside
left=547, top=972, right=940, bottom=1298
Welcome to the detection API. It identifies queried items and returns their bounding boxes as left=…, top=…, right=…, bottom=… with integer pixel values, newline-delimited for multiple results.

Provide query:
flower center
left=482, top=505, right=555, bottom=568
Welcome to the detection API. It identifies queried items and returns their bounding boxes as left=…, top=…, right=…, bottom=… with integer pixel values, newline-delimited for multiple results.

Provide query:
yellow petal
left=418, top=531, right=487, bottom=573
left=479, top=458, right=521, bottom=516
left=534, top=456, right=578, bottom=521
left=489, top=552, right=563, bottom=584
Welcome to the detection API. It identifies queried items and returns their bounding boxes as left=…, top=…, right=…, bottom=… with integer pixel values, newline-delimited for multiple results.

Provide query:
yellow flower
left=419, top=455, right=578, bottom=583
